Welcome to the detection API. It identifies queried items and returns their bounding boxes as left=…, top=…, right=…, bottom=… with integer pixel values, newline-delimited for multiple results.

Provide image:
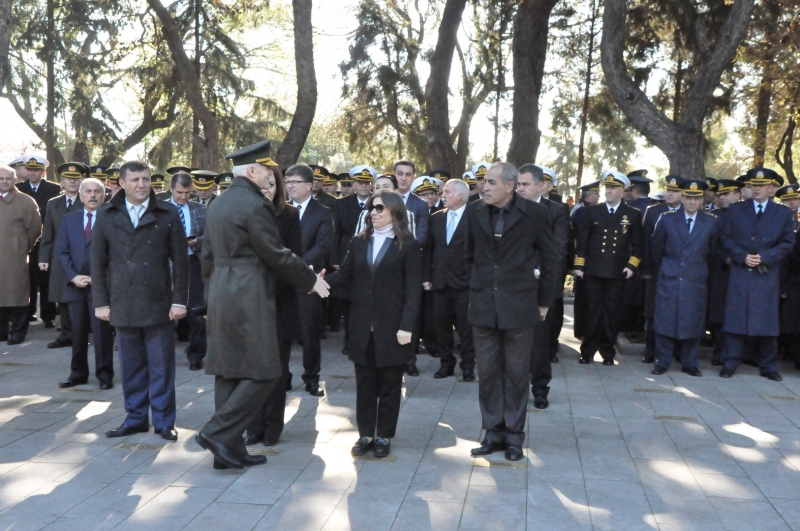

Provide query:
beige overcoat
left=0, top=188, right=42, bottom=306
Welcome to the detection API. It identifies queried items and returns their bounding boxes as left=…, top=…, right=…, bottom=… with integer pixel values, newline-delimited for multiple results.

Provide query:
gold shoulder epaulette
left=703, top=211, right=717, bottom=218
left=663, top=209, right=677, bottom=215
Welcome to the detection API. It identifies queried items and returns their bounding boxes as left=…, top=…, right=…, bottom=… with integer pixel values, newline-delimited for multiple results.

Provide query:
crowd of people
left=0, top=143, right=797, bottom=467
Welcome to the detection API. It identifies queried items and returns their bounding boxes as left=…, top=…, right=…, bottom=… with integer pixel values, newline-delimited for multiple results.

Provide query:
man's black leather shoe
left=642, top=355, right=655, bottom=363
left=99, top=381, right=113, bottom=390
left=43, top=320, right=55, bottom=329
left=351, top=437, right=372, bottom=457
left=213, top=458, right=230, bottom=470
left=28, top=315, right=38, bottom=322
left=7, top=335, right=25, bottom=346
left=505, top=445, right=523, bottom=461
left=462, top=371, right=476, bottom=382
left=189, top=361, right=203, bottom=371
left=155, top=427, right=178, bottom=441
left=533, top=395, right=549, bottom=409
left=105, top=424, right=149, bottom=438
left=195, top=433, right=244, bottom=469
left=602, top=359, right=615, bottom=366
left=263, top=437, right=278, bottom=447
left=434, top=367, right=454, bottom=379
left=682, top=367, right=702, bottom=377
left=470, top=441, right=505, bottom=456
left=578, top=357, right=592, bottom=364
left=719, top=368, right=734, bottom=378
left=59, top=378, right=88, bottom=388
left=651, top=366, right=667, bottom=376
left=306, top=384, right=325, bottom=397
left=241, top=453, right=267, bottom=466
left=405, top=363, right=420, bottom=377
left=763, top=371, right=783, bottom=382
left=244, top=435, right=261, bottom=446
left=48, top=338, right=72, bottom=349
left=373, top=437, right=390, bottom=457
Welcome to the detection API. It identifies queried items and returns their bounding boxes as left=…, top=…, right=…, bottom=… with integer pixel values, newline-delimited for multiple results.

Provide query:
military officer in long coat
left=570, top=180, right=600, bottom=340
left=706, top=179, right=744, bottom=365
left=650, top=180, right=719, bottom=376
left=776, top=183, right=800, bottom=367
left=719, top=167, right=796, bottom=381
left=197, top=140, right=330, bottom=470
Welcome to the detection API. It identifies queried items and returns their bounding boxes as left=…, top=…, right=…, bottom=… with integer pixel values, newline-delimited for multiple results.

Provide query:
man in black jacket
left=287, top=164, right=333, bottom=397
left=465, top=163, right=559, bottom=462
left=16, top=155, right=61, bottom=326
left=573, top=172, right=644, bottom=365
left=92, top=161, right=189, bottom=442
left=516, top=164, right=570, bottom=409
left=424, top=178, right=475, bottom=381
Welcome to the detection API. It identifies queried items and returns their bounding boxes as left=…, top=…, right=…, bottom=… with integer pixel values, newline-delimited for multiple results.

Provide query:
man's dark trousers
left=433, top=287, right=474, bottom=373
left=655, top=335, right=700, bottom=369
left=298, top=292, right=322, bottom=387
left=68, top=292, right=114, bottom=383
left=474, top=325, right=535, bottom=447
left=581, top=275, right=624, bottom=361
left=248, top=339, right=292, bottom=442
left=723, top=334, right=778, bottom=374
left=28, top=258, right=56, bottom=322
left=116, top=323, right=176, bottom=429
left=0, top=307, right=29, bottom=338
left=186, top=256, right=207, bottom=364
left=203, top=377, right=276, bottom=457
left=531, top=299, right=557, bottom=398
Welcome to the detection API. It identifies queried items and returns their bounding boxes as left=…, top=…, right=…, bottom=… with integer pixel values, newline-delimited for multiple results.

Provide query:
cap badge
left=690, top=182, right=698, bottom=190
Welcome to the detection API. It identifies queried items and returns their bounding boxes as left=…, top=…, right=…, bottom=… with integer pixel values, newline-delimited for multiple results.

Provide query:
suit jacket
left=574, top=203, right=643, bottom=279
left=721, top=199, right=796, bottom=336
left=191, top=193, right=216, bottom=207
left=296, top=197, right=333, bottom=273
left=539, top=197, right=570, bottom=282
left=40, top=194, right=84, bottom=302
left=275, top=205, right=303, bottom=340
left=201, top=177, right=317, bottom=380
left=91, top=189, right=189, bottom=327
left=651, top=210, right=719, bottom=339
left=326, top=235, right=422, bottom=367
left=57, top=209, right=97, bottom=302
left=172, top=199, right=207, bottom=254
left=629, top=196, right=655, bottom=213
left=16, top=179, right=62, bottom=220
left=333, top=194, right=366, bottom=264
left=405, top=192, right=430, bottom=245
left=314, top=191, right=338, bottom=211
left=464, top=196, right=559, bottom=329
left=425, top=208, right=469, bottom=291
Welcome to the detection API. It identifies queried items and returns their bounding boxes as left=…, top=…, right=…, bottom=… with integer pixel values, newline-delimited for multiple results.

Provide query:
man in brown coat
left=196, top=139, right=330, bottom=470
left=0, top=165, right=42, bottom=344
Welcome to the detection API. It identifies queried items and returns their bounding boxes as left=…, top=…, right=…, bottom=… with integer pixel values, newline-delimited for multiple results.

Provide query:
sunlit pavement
left=2, top=308, right=800, bottom=530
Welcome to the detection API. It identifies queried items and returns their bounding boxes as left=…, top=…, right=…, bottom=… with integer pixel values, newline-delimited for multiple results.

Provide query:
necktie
left=446, top=211, right=457, bottom=244
left=32, top=186, right=37, bottom=193
left=131, top=205, right=141, bottom=228
left=609, top=207, right=615, bottom=215
left=66, top=198, right=72, bottom=209
left=687, top=217, right=693, bottom=233
left=494, top=207, right=504, bottom=237
left=757, top=204, right=763, bottom=221
left=178, top=205, right=186, bottom=232
left=84, top=213, right=93, bottom=243
left=359, top=201, right=364, bottom=210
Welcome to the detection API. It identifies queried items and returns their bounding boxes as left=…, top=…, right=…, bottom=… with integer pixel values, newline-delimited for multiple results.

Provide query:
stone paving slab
left=2, top=308, right=800, bottom=529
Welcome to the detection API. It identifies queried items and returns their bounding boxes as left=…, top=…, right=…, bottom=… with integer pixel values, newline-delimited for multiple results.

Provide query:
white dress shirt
left=292, top=196, right=312, bottom=220
left=754, top=199, right=769, bottom=215
left=605, top=201, right=621, bottom=214
left=447, top=204, right=466, bottom=228
left=169, top=199, right=193, bottom=255
left=684, top=212, right=697, bottom=233
left=83, top=208, right=96, bottom=231
left=125, top=197, right=150, bottom=228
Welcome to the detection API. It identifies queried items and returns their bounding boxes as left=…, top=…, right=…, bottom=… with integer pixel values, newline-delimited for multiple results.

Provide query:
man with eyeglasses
left=0, top=165, right=42, bottom=345
left=286, top=164, right=333, bottom=397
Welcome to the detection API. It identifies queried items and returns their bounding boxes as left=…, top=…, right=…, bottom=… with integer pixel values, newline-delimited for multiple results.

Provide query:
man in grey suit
left=38, top=162, right=88, bottom=349
left=465, top=163, right=559, bottom=461
left=92, top=160, right=189, bottom=442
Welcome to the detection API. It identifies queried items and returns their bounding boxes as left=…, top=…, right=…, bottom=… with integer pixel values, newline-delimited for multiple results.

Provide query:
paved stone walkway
left=2, top=308, right=800, bottom=530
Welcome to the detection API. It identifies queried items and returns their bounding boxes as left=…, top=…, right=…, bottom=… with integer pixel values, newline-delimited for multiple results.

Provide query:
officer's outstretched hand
left=623, top=268, right=634, bottom=279
left=574, top=270, right=583, bottom=278
left=311, top=269, right=330, bottom=298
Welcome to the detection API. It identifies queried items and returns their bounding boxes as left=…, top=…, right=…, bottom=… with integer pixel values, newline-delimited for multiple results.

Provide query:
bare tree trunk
left=601, top=0, right=755, bottom=177
left=46, top=0, right=56, bottom=179
left=191, top=0, right=201, bottom=167
left=506, top=0, right=559, bottom=166
left=0, top=0, right=12, bottom=91
left=277, top=0, right=317, bottom=168
left=147, top=0, right=220, bottom=170
left=424, top=0, right=468, bottom=173
left=775, top=116, right=795, bottom=184
left=753, top=69, right=773, bottom=167
left=576, top=0, right=598, bottom=186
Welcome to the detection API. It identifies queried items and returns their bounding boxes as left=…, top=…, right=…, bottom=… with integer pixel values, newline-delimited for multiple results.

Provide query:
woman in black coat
left=246, top=164, right=302, bottom=446
left=325, top=192, right=422, bottom=458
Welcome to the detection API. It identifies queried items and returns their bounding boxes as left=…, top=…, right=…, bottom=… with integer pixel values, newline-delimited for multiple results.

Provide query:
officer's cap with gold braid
left=56, top=162, right=90, bottom=179
left=430, top=169, right=451, bottom=181
left=349, top=165, right=377, bottom=182
left=8, top=156, right=25, bottom=168
left=225, top=139, right=273, bottom=167
left=776, top=183, right=800, bottom=201
left=664, top=175, right=684, bottom=191
left=411, top=177, right=438, bottom=194
left=579, top=180, right=601, bottom=193
left=746, top=167, right=783, bottom=187
left=600, top=170, right=630, bottom=188
left=89, top=165, right=109, bottom=181
left=24, top=155, right=49, bottom=170
left=716, top=179, right=743, bottom=194
left=190, top=169, right=218, bottom=190
left=680, top=179, right=708, bottom=197
left=462, top=170, right=477, bottom=186
left=166, top=166, right=192, bottom=175
left=308, top=165, right=329, bottom=181
left=706, top=177, right=718, bottom=191
left=338, top=172, right=354, bottom=184
left=107, top=168, right=120, bottom=185
left=323, top=173, right=339, bottom=186
left=538, top=165, right=557, bottom=184
left=215, top=172, right=234, bottom=188
left=150, top=174, right=165, bottom=188
left=471, top=162, right=492, bottom=179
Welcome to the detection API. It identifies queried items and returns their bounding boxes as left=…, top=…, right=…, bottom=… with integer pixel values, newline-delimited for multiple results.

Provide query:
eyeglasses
left=285, top=180, right=307, bottom=187
left=370, top=204, right=386, bottom=213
